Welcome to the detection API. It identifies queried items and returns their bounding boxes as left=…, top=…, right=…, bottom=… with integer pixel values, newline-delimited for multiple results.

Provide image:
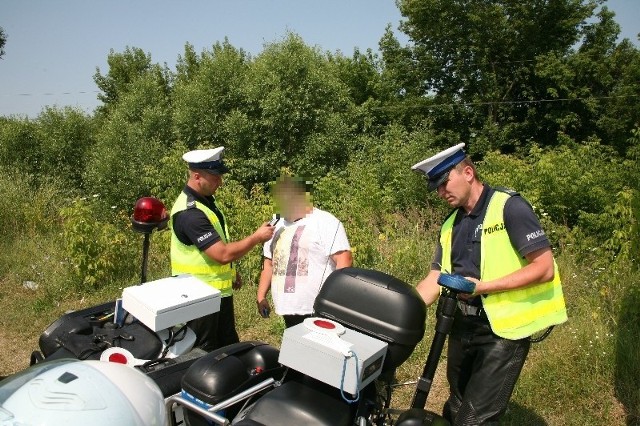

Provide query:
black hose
left=528, top=326, right=555, bottom=343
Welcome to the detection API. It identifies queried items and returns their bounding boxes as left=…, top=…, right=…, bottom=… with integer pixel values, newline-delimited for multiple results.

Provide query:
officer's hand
left=233, top=272, right=243, bottom=290
left=254, top=222, right=276, bottom=243
left=457, top=276, right=481, bottom=301
left=457, top=292, right=472, bottom=302
left=257, top=299, right=271, bottom=318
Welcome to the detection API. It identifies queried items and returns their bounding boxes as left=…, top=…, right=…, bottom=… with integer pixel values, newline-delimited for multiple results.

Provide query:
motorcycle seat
left=237, top=378, right=353, bottom=426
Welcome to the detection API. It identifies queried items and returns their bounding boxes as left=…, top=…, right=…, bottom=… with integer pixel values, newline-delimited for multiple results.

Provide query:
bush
left=142, top=140, right=190, bottom=207
left=0, top=118, right=41, bottom=176
left=0, top=166, right=70, bottom=243
left=479, top=141, right=631, bottom=260
left=84, top=74, right=173, bottom=212
left=36, top=107, right=94, bottom=188
left=214, top=179, right=272, bottom=285
left=61, top=197, right=138, bottom=290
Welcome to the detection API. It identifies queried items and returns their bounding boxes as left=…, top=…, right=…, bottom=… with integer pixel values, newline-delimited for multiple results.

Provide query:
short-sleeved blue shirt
left=172, top=186, right=225, bottom=251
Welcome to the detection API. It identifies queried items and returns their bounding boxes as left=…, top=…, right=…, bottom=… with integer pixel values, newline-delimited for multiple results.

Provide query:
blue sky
left=1, top=0, right=638, bottom=118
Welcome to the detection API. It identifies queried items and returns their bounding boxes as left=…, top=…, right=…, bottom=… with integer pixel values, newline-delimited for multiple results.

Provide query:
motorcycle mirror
left=130, top=197, right=169, bottom=234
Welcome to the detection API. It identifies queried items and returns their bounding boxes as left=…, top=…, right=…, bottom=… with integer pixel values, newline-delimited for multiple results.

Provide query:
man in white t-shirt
left=257, top=176, right=352, bottom=328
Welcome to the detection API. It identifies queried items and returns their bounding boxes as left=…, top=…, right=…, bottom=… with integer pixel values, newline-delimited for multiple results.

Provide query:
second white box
left=278, top=318, right=387, bottom=395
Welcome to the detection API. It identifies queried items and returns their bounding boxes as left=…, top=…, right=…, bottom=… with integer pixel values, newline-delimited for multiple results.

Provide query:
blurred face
left=436, top=165, right=472, bottom=208
left=273, top=182, right=308, bottom=221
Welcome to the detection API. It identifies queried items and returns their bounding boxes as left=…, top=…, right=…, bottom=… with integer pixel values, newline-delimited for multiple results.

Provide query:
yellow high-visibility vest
left=441, top=190, right=567, bottom=340
left=170, top=191, right=235, bottom=297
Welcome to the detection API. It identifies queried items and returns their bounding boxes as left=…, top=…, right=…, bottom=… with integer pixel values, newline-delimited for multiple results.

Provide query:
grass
left=0, top=226, right=637, bottom=425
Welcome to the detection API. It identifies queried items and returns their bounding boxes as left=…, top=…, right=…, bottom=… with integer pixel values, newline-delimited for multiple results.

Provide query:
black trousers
left=443, top=310, right=530, bottom=425
left=283, top=314, right=312, bottom=328
left=187, top=295, right=240, bottom=352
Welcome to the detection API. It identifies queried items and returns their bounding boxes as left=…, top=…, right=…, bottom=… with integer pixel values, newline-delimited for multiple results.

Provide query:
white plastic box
left=278, top=318, right=387, bottom=395
left=122, top=274, right=221, bottom=331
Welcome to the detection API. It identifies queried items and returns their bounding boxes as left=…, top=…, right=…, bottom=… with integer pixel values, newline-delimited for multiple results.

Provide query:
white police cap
left=411, top=143, right=466, bottom=190
left=182, top=147, right=229, bottom=174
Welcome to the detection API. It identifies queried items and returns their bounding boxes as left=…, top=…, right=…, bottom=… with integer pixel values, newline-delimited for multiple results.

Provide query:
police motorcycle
left=7, top=264, right=473, bottom=426
left=12, top=195, right=478, bottom=425
left=28, top=197, right=212, bottom=398
left=0, top=359, right=169, bottom=425
left=161, top=268, right=474, bottom=426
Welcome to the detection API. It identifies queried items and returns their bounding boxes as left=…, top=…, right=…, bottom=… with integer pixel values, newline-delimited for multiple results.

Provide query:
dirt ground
left=0, top=328, right=37, bottom=379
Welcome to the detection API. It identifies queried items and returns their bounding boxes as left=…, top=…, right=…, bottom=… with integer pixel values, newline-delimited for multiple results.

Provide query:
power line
left=0, top=90, right=100, bottom=97
left=2, top=88, right=637, bottom=109
left=382, top=93, right=640, bottom=110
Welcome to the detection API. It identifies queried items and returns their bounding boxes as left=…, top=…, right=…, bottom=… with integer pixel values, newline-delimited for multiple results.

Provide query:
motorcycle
left=162, top=267, right=473, bottom=426
left=10, top=196, right=477, bottom=425
left=19, top=265, right=471, bottom=426
left=27, top=197, right=212, bottom=398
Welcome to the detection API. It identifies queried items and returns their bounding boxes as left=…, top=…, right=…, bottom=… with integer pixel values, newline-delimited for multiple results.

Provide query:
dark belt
left=457, top=300, right=486, bottom=317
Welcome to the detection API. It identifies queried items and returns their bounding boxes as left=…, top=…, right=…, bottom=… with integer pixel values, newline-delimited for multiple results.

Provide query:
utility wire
left=2, top=87, right=637, bottom=109
left=380, top=93, right=640, bottom=110
left=0, top=90, right=100, bottom=97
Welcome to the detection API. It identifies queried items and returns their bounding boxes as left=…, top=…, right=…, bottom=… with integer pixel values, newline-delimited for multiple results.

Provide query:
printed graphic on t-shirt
left=263, top=208, right=351, bottom=315
left=272, top=225, right=309, bottom=295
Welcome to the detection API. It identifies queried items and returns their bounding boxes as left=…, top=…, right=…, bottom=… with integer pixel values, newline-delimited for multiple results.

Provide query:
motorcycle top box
left=313, top=267, right=427, bottom=373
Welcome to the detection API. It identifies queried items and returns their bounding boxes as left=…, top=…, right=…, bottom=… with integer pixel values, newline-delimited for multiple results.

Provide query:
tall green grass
left=0, top=173, right=637, bottom=425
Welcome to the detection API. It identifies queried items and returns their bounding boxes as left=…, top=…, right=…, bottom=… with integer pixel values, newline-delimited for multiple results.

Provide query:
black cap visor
left=427, top=170, right=450, bottom=191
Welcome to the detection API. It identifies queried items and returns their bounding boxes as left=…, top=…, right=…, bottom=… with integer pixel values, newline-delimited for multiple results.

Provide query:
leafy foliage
left=233, top=33, right=356, bottom=185
left=84, top=70, right=173, bottom=211
left=35, top=107, right=94, bottom=188
left=0, top=26, right=6, bottom=59
left=0, top=117, right=42, bottom=176
left=94, top=47, right=170, bottom=116
left=173, top=40, right=250, bottom=149
left=61, top=198, right=138, bottom=289
left=0, top=166, right=69, bottom=244
left=386, top=0, right=639, bottom=156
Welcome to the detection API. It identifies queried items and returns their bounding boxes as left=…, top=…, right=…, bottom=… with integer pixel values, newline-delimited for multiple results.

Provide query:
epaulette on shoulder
left=185, top=193, right=197, bottom=209
left=493, top=186, right=520, bottom=197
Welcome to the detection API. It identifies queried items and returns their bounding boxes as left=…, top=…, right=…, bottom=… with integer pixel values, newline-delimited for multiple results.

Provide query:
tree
left=93, top=47, right=171, bottom=116
left=328, top=47, right=395, bottom=135
left=378, top=26, right=434, bottom=130
left=521, top=5, right=640, bottom=154
left=172, top=40, right=250, bottom=149
left=175, top=42, right=201, bottom=84
left=0, top=117, right=41, bottom=175
left=578, top=8, right=640, bottom=154
left=36, top=106, right=94, bottom=187
left=329, top=48, right=383, bottom=107
left=226, top=33, right=356, bottom=186
left=0, top=26, right=7, bottom=59
left=85, top=68, right=173, bottom=210
left=386, top=0, right=601, bottom=150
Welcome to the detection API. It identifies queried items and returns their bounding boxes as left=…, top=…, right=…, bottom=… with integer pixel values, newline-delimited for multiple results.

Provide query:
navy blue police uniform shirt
left=172, top=185, right=226, bottom=251
left=432, top=185, right=551, bottom=303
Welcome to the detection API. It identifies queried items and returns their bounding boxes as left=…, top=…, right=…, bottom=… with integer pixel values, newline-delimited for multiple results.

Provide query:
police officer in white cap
left=412, top=143, right=567, bottom=425
left=170, top=147, right=275, bottom=351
